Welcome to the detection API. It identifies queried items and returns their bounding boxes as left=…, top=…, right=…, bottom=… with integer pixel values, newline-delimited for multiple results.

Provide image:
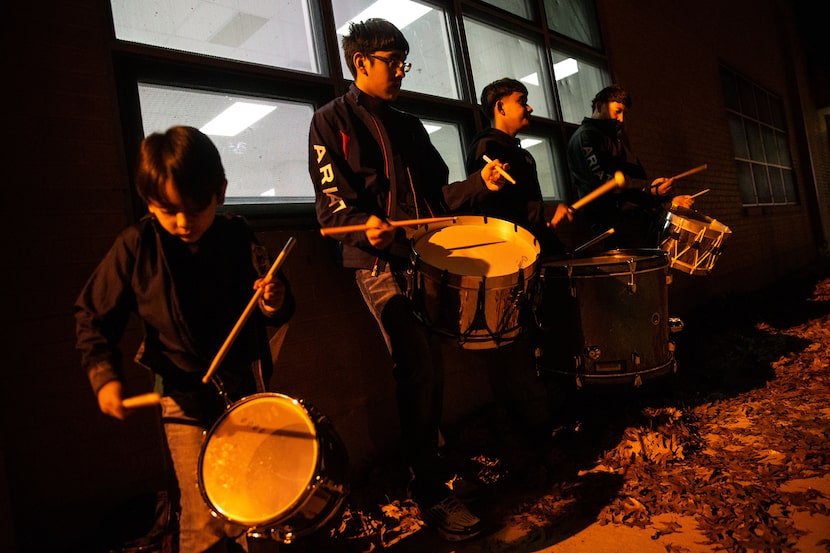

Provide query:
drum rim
left=198, top=392, right=321, bottom=526
left=541, top=248, right=669, bottom=273
left=411, top=215, right=541, bottom=284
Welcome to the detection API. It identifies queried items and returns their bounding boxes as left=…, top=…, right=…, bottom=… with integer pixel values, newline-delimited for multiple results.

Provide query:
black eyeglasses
left=369, top=54, right=412, bottom=73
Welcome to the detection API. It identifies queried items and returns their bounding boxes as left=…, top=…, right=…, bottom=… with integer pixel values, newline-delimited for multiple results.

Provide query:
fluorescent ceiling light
left=554, top=58, right=578, bottom=81
left=520, top=72, right=540, bottom=87
left=423, top=124, right=441, bottom=134
left=261, top=188, right=276, bottom=197
left=337, top=0, right=431, bottom=35
left=520, top=138, right=542, bottom=149
left=200, top=102, right=276, bottom=136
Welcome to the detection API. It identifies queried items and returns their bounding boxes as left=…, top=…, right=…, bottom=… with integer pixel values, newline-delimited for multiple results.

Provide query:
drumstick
left=670, top=163, right=708, bottom=181
left=569, top=171, right=625, bottom=211
left=482, top=155, right=517, bottom=185
left=122, top=393, right=161, bottom=409
left=202, top=237, right=296, bottom=384
left=689, top=188, right=711, bottom=199
left=320, top=216, right=457, bottom=236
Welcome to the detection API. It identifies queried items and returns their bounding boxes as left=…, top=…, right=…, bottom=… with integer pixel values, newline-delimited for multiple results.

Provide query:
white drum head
left=413, top=217, right=539, bottom=278
left=200, top=394, right=318, bottom=526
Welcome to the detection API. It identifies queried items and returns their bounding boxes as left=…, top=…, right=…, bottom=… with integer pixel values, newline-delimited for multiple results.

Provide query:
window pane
left=544, top=0, right=601, bottom=48
left=768, top=167, right=785, bottom=203
left=464, top=18, right=554, bottom=119
left=517, top=134, right=565, bottom=200
left=333, top=0, right=459, bottom=99
left=775, top=131, right=792, bottom=165
left=727, top=114, right=749, bottom=159
left=110, top=0, right=325, bottom=74
left=761, top=125, right=779, bottom=165
left=738, top=77, right=757, bottom=119
left=756, top=90, right=772, bottom=125
left=753, top=164, right=772, bottom=203
left=736, top=161, right=755, bottom=204
left=421, top=119, right=465, bottom=184
left=551, top=49, right=608, bottom=124
left=138, top=84, right=314, bottom=204
left=481, top=0, right=532, bottom=19
left=745, top=121, right=764, bottom=161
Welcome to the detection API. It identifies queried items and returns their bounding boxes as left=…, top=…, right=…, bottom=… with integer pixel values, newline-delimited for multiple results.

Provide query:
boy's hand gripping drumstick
left=482, top=155, right=517, bottom=185
left=202, top=237, right=296, bottom=384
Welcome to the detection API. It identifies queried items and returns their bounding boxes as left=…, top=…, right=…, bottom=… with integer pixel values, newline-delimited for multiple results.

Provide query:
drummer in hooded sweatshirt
left=566, top=84, right=695, bottom=250
left=465, top=77, right=573, bottom=255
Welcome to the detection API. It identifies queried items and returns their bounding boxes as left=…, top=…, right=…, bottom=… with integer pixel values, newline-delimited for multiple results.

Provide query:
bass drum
left=533, top=249, right=679, bottom=387
left=198, top=393, right=349, bottom=544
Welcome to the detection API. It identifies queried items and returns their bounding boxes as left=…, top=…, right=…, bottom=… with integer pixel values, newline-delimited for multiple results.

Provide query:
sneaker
left=420, top=494, right=483, bottom=542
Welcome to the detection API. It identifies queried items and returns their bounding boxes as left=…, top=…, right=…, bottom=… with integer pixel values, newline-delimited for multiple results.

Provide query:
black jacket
left=309, top=83, right=491, bottom=269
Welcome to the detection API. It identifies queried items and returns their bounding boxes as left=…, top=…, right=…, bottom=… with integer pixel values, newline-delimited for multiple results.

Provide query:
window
left=422, top=119, right=466, bottom=183
left=332, top=0, right=460, bottom=99
left=464, top=18, right=554, bottom=119
left=516, top=134, right=567, bottom=199
left=110, top=1, right=610, bottom=213
left=720, top=65, right=797, bottom=206
left=551, top=49, right=608, bottom=124
left=110, top=0, right=327, bottom=74
left=544, top=0, right=602, bottom=48
left=138, top=84, right=315, bottom=204
left=479, top=0, right=533, bottom=20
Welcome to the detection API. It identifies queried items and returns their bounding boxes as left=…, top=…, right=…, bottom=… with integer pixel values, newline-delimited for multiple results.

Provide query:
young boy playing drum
left=74, top=126, right=294, bottom=553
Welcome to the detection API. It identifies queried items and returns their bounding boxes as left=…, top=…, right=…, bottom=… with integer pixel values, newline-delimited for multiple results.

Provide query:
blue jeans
left=355, top=266, right=449, bottom=501
left=161, top=396, right=249, bottom=553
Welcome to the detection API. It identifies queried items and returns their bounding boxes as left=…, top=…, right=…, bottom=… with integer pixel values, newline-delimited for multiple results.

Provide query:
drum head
left=199, top=394, right=319, bottom=527
left=413, top=216, right=539, bottom=278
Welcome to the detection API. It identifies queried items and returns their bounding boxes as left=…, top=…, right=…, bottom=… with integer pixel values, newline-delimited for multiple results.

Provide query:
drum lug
left=586, top=346, right=601, bottom=360
left=666, top=273, right=673, bottom=285
left=668, top=317, right=685, bottom=333
left=634, top=374, right=643, bottom=387
left=627, top=259, right=637, bottom=294
left=632, top=352, right=642, bottom=368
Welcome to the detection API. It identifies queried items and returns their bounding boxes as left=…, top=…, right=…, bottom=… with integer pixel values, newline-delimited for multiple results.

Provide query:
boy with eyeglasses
left=308, top=18, right=509, bottom=542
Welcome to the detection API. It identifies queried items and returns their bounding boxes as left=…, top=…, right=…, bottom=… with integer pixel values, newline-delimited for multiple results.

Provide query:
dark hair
left=480, top=78, right=528, bottom=120
left=342, top=18, right=410, bottom=78
left=591, top=85, right=632, bottom=111
left=134, top=126, right=225, bottom=211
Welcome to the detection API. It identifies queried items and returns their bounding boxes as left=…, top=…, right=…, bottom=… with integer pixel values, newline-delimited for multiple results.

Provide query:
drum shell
left=198, top=393, right=349, bottom=542
left=660, top=207, right=731, bottom=276
left=410, top=216, right=540, bottom=349
left=534, top=249, right=675, bottom=385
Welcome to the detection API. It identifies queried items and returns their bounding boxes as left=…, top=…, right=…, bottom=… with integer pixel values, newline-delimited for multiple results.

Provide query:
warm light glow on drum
left=200, top=395, right=318, bottom=526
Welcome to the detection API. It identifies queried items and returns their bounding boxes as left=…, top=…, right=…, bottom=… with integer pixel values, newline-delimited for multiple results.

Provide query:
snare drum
left=409, top=216, right=541, bottom=349
left=533, top=249, right=677, bottom=387
left=198, top=393, right=349, bottom=544
left=660, top=206, right=731, bottom=276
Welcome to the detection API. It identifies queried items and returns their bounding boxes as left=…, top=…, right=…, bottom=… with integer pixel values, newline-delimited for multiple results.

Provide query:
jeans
left=355, top=266, right=450, bottom=503
left=161, top=396, right=249, bottom=553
